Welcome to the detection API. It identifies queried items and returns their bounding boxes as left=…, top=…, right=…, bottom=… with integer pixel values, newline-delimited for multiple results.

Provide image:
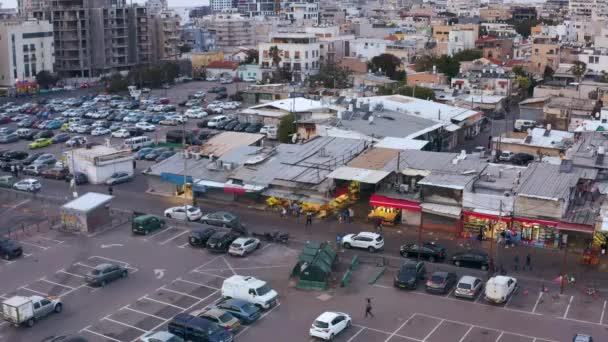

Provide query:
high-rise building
left=569, top=0, right=608, bottom=17
left=201, top=13, right=254, bottom=52
left=237, top=0, right=277, bottom=17
left=17, top=0, right=44, bottom=18
left=0, top=18, right=54, bottom=87
left=149, top=10, right=181, bottom=60
left=211, top=0, right=234, bottom=12
left=145, top=0, right=167, bottom=16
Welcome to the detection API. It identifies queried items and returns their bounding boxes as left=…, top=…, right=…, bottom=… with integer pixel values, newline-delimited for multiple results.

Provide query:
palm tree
left=268, top=46, right=283, bottom=82
left=570, top=61, right=587, bottom=98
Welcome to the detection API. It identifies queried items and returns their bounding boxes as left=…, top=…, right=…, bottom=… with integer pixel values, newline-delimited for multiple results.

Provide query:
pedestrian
left=375, top=217, right=383, bottom=234
left=348, top=207, right=354, bottom=223
left=525, top=253, right=532, bottom=271
left=108, top=185, right=113, bottom=196
left=295, top=205, right=301, bottom=223
left=15, top=165, right=19, bottom=177
left=133, top=160, right=136, bottom=170
left=513, top=255, right=519, bottom=271
left=364, top=298, right=374, bottom=318
left=280, top=207, right=286, bottom=218
left=305, top=211, right=313, bottom=226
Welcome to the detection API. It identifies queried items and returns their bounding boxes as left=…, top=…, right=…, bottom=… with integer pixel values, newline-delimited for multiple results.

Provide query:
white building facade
left=0, top=19, right=54, bottom=87
left=259, top=32, right=321, bottom=82
left=447, top=29, right=476, bottom=56
left=349, top=38, right=387, bottom=61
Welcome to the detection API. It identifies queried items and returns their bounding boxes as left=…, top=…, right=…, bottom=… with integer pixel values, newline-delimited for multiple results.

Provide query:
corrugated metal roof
left=347, top=148, right=399, bottom=170
left=62, top=192, right=112, bottom=212
left=327, top=166, right=390, bottom=184
left=418, top=172, right=476, bottom=190
left=374, top=137, right=428, bottom=151
left=399, top=150, right=487, bottom=174
left=200, top=132, right=264, bottom=157
left=515, top=162, right=581, bottom=200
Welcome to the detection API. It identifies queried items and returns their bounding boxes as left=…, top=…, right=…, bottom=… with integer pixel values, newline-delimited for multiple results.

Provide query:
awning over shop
left=462, top=210, right=510, bottom=222
left=192, top=179, right=225, bottom=192
left=369, top=194, right=421, bottom=211
left=445, top=124, right=461, bottom=132
left=513, top=217, right=559, bottom=227
left=327, top=166, right=390, bottom=184
left=421, top=203, right=461, bottom=219
left=262, top=188, right=329, bottom=204
left=557, top=222, right=595, bottom=234
left=161, top=173, right=193, bottom=185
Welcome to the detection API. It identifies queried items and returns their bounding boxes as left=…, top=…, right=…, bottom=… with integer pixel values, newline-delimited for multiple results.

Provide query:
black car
left=189, top=228, right=217, bottom=247
left=126, top=127, right=144, bottom=137
left=2, top=151, right=28, bottom=161
left=52, top=133, right=71, bottom=143
left=511, top=153, right=535, bottom=165
left=197, top=119, right=211, bottom=128
left=34, top=130, right=54, bottom=139
left=206, top=231, right=240, bottom=253
left=245, top=123, right=263, bottom=133
left=399, top=242, right=446, bottom=262
left=209, top=86, right=227, bottom=93
left=233, top=122, right=250, bottom=132
left=225, top=120, right=240, bottom=131
left=0, top=239, right=23, bottom=260
left=215, top=92, right=228, bottom=100
left=22, top=152, right=43, bottom=165
left=394, top=261, right=426, bottom=290
left=425, top=271, right=457, bottom=294
left=216, top=119, right=236, bottom=130
left=65, top=172, right=88, bottom=185
left=168, top=313, right=234, bottom=342
left=452, top=250, right=490, bottom=270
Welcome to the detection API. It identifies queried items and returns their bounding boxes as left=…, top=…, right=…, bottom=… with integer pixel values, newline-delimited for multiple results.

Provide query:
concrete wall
left=514, top=195, right=565, bottom=221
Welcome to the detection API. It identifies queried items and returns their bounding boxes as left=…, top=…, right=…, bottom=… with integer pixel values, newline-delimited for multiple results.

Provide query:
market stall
left=513, top=217, right=561, bottom=249
left=461, top=210, right=510, bottom=240
left=368, top=194, right=421, bottom=225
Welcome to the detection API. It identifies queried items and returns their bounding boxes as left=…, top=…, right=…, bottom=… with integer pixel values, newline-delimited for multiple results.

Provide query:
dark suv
left=189, top=228, right=217, bottom=247
left=399, top=242, right=446, bottom=263
left=168, top=313, right=234, bottom=342
left=206, top=231, right=240, bottom=253
left=452, top=250, right=490, bottom=270
left=0, top=239, right=23, bottom=260
left=394, top=261, right=426, bottom=290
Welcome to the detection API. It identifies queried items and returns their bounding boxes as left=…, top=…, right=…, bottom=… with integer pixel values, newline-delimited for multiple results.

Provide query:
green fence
left=297, top=279, right=328, bottom=291
left=340, top=270, right=352, bottom=287
left=368, top=266, right=387, bottom=284
left=350, top=255, right=360, bottom=271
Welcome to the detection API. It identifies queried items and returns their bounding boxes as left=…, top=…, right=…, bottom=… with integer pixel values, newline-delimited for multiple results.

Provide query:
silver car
left=454, top=275, right=483, bottom=299
left=85, top=263, right=128, bottom=287
left=228, top=237, right=260, bottom=256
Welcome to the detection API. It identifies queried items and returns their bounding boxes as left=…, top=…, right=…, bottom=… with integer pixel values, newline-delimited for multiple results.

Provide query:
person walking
left=295, top=205, right=301, bottom=223
left=525, top=254, right=532, bottom=271
left=305, top=211, right=313, bottom=226
left=364, top=298, right=374, bottom=318
left=513, top=255, right=519, bottom=271
left=375, top=217, right=383, bottom=234
left=348, top=207, right=354, bottom=223
left=108, top=185, right=113, bottom=196
left=280, top=207, right=287, bottom=218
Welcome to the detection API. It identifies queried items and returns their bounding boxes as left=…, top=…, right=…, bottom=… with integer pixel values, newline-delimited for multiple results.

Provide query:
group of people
left=338, top=207, right=354, bottom=224
left=280, top=202, right=302, bottom=219
left=9, top=164, right=22, bottom=177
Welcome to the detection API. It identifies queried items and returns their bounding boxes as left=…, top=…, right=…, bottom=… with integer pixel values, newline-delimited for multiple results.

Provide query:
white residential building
left=211, top=0, right=234, bottom=12
left=577, top=48, right=608, bottom=74
left=447, top=29, right=476, bottom=56
left=283, top=1, right=319, bottom=24
left=349, top=38, right=387, bottom=61
left=0, top=19, right=54, bottom=87
left=304, top=25, right=354, bottom=64
left=259, top=32, right=321, bottom=82
left=569, top=0, right=608, bottom=18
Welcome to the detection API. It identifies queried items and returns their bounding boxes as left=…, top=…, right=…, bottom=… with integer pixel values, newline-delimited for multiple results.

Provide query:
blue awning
left=160, top=173, right=193, bottom=185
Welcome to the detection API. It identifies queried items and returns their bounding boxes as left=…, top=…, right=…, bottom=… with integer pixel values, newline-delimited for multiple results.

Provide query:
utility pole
left=560, top=241, right=568, bottom=294
left=417, top=213, right=424, bottom=261
left=70, top=149, right=78, bottom=198
left=182, top=118, right=188, bottom=209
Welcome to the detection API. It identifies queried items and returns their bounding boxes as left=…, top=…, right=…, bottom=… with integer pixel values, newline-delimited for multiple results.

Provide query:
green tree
left=106, top=73, right=128, bottom=93
left=269, top=46, right=281, bottom=67
left=413, top=55, right=435, bottom=72
left=368, top=53, right=402, bottom=80
left=308, top=63, right=353, bottom=88
left=512, top=65, right=527, bottom=77
left=376, top=86, right=395, bottom=95
left=35, top=70, right=59, bottom=89
left=396, top=85, right=436, bottom=100
left=570, top=61, right=587, bottom=98
left=179, top=44, right=192, bottom=54
left=516, top=75, right=531, bottom=95
left=243, top=49, right=259, bottom=64
left=453, top=49, right=483, bottom=62
left=435, top=55, right=460, bottom=79
left=277, top=112, right=296, bottom=143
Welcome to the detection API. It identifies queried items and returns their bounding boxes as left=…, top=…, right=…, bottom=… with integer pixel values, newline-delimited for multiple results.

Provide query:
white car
left=454, top=276, right=484, bottom=299
left=135, top=122, right=156, bottom=131
left=13, top=179, right=42, bottom=192
left=140, top=331, right=183, bottom=342
left=193, top=91, right=206, bottom=99
left=206, top=76, right=218, bottom=81
left=341, top=232, right=384, bottom=252
left=185, top=109, right=207, bottom=119
left=91, top=127, right=111, bottom=136
left=112, top=129, right=130, bottom=138
left=484, top=276, right=517, bottom=304
left=66, top=136, right=87, bottom=147
left=309, top=312, right=352, bottom=340
left=228, top=237, right=260, bottom=256
left=164, top=205, right=203, bottom=221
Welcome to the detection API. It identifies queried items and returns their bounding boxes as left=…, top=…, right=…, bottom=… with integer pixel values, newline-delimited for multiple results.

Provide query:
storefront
left=368, top=194, right=421, bottom=226
left=461, top=210, right=510, bottom=240
left=513, top=217, right=561, bottom=249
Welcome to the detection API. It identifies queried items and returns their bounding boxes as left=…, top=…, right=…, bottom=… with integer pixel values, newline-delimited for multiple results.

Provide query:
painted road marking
left=423, top=319, right=444, bottom=341
left=59, top=269, right=85, bottom=278
left=191, top=270, right=227, bottom=279
left=140, top=295, right=186, bottom=310
left=19, top=286, right=48, bottom=296
left=122, top=306, right=165, bottom=321
left=383, top=313, right=417, bottom=342
left=40, top=278, right=75, bottom=289
left=75, top=262, right=96, bottom=268
left=563, top=296, right=574, bottom=318
left=19, top=241, right=48, bottom=250
left=89, top=255, right=131, bottom=266
left=103, top=316, right=147, bottom=332
left=495, top=331, right=504, bottom=341
left=159, top=229, right=189, bottom=245
left=178, top=242, right=190, bottom=248
left=159, top=286, right=202, bottom=300
left=347, top=327, right=365, bottom=342
left=532, top=292, right=543, bottom=313
left=200, top=265, right=293, bottom=272
left=175, top=277, right=220, bottom=291
left=191, top=255, right=222, bottom=272
left=37, top=236, right=64, bottom=244
left=459, top=326, right=474, bottom=342
left=235, top=301, right=283, bottom=339
left=80, top=327, right=122, bottom=342
left=222, top=256, right=236, bottom=275
left=145, top=226, right=178, bottom=240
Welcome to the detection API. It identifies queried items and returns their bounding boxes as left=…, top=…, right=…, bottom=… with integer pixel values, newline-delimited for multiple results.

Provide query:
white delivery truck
left=221, top=275, right=278, bottom=309
left=1, top=295, right=63, bottom=327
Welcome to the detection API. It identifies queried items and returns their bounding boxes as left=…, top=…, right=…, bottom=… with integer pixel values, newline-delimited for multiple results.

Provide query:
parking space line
left=191, top=270, right=227, bottom=279
left=59, top=269, right=85, bottom=278
left=140, top=295, right=186, bottom=309
left=384, top=313, right=417, bottom=342
left=81, top=327, right=123, bottom=342
left=532, top=292, right=543, bottom=313
left=222, top=257, right=236, bottom=275
left=347, top=327, right=365, bottom=342
left=178, top=242, right=190, bottom=248
left=75, top=262, right=96, bottom=268
left=37, top=236, right=65, bottom=244
left=496, top=332, right=504, bottom=341
left=89, top=255, right=132, bottom=266
left=445, top=287, right=455, bottom=298
left=600, top=300, right=607, bottom=324
left=0, top=259, right=15, bottom=265
left=20, top=286, right=48, bottom=296
left=19, top=241, right=49, bottom=250
left=192, top=255, right=223, bottom=272
left=234, top=301, right=282, bottom=339
left=145, top=226, right=177, bottom=240
left=159, top=286, right=202, bottom=300
left=176, top=277, right=220, bottom=290
left=558, top=316, right=608, bottom=327
left=103, top=316, right=147, bottom=332
left=159, top=230, right=189, bottom=245
left=422, top=318, right=444, bottom=341
left=41, top=278, right=75, bottom=289
left=260, top=243, right=273, bottom=251
left=0, top=293, right=7, bottom=299
left=23, top=253, right=32, bottom=257
left=562, top=296, right=573, bottom=318
left=200, top=265, right=293, bottom=272
left=122, top=306, right=165, bottom=321
left=459, top=326, right=474, bottom=342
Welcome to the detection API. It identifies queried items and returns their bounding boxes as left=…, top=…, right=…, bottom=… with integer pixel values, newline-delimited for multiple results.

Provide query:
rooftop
left=62, top=192, right=113, bottom=213
left=247, top=97, right=324, bottom=113
left=515, top=162, right=581, bottom=201
left=545, top=97, right=595, bottom=111
left=398, top=150, right=488, bottom=176
left=374, top=137, right=429, bottom=151
left=206, top=61, right=238, bottom=70
left=495, top=128, right=574, bottom=150
left=198, top=132, right=264, bottom=157
left=567, top=131, right=608, bottom=170
left=347, top=148, right=399, bottom=171
left=337, top=109, right=442, bottom=139
left=418, top=172, right=477, bottom=190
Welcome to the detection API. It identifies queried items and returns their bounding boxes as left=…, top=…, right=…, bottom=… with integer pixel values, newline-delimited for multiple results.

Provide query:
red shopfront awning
left=370, top=194, right=421, bottom=212
left=513, top=217, right=559, bottom=227
left=462, top=210, right=510, bottom=222
left=454, top=80, right=464, bottom=85
left=557, top=222, right=595, bottom=234
left=224, top=187, right=246, bottom=194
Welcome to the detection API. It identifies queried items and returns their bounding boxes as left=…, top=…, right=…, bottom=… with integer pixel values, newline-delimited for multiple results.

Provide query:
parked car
left=85, top=263, right=129, bottom=287
left=188, top=228, right=217, bottom=247
left=155, top=151, right=174, bottom=162
left=51, top=133, right=71, bottom=143
left=13, top=178, right=42, bottom=192
left=228, top=237, right=260, bottom=256
left=573, top=334, right=594, bottom=342
left=225, top=120, right=240, bottom=131
left=65, top=172, right=88, bottom=185
left=399, top=242, right=446, bottom=262
left=206, top=231, right=240, bottom=253
left=66, top=136, right=87, bottom=147
left=484, top=276, right=517, bottom=304
left=33, top=153, right=57, bottom=166
left=140, top=331, right=183, bottom=342
left=454, top=276, right=484, bottom=299
left=105, top=171, right=133, bottom=185
left=164, top=205, right=202, bottom=221
left=0, top=175, right=16, bottom=188
left=511, top=153, right=534, bottom=165
left=233, top=122, right=250, bottom=132
left=168, top=313, right=233, bottom=342
left=132, top=215, right=165, bottom=235
left=1, top=295, right=62, bottom=327
left=144, top=147, right=171, bottom=161
left=425, top=271, right=457, bottom=294
left=135, top=122, right=155, bottom=131
left=21, top=152, right=42, bottom=165
left=394, top=261, right=426, bottom=290
left=498, top=151, right=514, bottom=162
left=34, top=130, right=54, bottom=139
left=135, top=147, right=154, bottom=160
left=200, top=211, right=240, bottom=228
left=91, top=127, right=111, bottom=136
left=0, top=133, right=19, bottom=144
left=190, top=307, right=241, bottom=332
left=0, top=239, right=23, bottom=260
left=309, top=312, right=352, bottom=341
left=452, top=250, right=490, bottom=270
left=41, top=167, right=69, bottom=180
left=2, top=150, right=28, bottom=160
left=341, top=232, right=384, bottom=252
left=245, top=123, right=263, bottom=133
left=29, top=138, right=53, bottom=149
left=213, top=298, right=261, bottom=325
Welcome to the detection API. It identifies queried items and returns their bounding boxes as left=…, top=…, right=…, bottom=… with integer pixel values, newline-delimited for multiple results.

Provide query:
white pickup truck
left=1, top=295, right=62, bottom=327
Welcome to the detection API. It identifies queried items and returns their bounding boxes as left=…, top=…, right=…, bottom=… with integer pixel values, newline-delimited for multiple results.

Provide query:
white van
left=484, top=276, right=517, bottom=304
left=260, top=125, right=277, bottom=139
left=124, top=136, right=153, bottom=150
left=514, top=119, right=536, bottom=132
left=207, top=115, right=228, bottom=128
left=221, top=275, right=278, bottom=309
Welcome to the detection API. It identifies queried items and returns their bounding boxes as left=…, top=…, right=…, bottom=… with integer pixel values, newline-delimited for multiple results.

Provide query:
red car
left=79, top=82, right=89, bottom=88
left=157, top=98, right=170, bottom=104
left=41, top=168, right=69, bottom=180
left=0, top=116, right=11, bottom=124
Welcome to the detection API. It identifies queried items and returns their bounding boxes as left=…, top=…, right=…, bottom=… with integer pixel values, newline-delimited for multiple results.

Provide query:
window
left=41, top=299, right=51, bottom=306
left=34, top=303, right=41, bottom=309
left=24, top=64, right=30, bottom=77
left=305, top=51, right=308, bottom=58
left=295, top=51, right=300, bottom=59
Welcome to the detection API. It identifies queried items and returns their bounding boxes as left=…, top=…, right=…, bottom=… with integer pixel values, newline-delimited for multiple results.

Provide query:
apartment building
left=201, top=13, right=254, bottom=53
left=17, top=0, right=44, bottom=18
left=181, top=24, right=215, bottom=52
left=348, top=38, right=387, bottom=60
left=569, top=0, right=608, bottom=18
left=237, top=0, right=277, bottom=17
left=0, top=19, right=54, bottom=87
left=150, top=11, right=180, bottom=60
left=479, top=5, right=511, bottom=22
left=282, top=0, right=319, bottom=24
left=304, top=25, right=353, bottom=64
left=432, top=24, right=478, bottom=56
left=530, top=37, right=560, bottom=75
left=211, top=0, right=234, bottom=12
left=578, top=48, right=608, bottom=74
left=259, top=32, right=321, bottom=81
